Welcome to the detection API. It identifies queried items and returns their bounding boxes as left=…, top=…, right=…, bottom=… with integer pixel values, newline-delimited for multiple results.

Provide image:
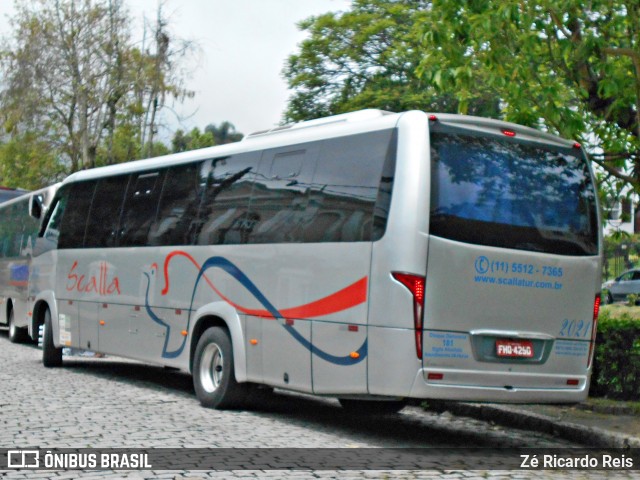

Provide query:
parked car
left=602, top=269, right=640, bottom=303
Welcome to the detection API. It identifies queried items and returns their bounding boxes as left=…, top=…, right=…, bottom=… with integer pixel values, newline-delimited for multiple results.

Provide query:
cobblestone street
left=0, top=332, right=636, bottom=479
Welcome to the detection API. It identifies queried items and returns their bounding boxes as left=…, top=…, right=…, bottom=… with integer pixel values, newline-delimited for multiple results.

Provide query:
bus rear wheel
left=193, top=327, right=248, bottom=409
left=338, top=399, right=406, bottom=415
left=42, top=309, right=62, bottom=367
left=8, top=309, right=29, bottom=344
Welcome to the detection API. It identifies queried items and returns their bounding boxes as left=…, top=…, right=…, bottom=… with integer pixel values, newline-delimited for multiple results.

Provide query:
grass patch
left=600, top=304, right=640, bottom=320
left=587, top=398, right=640, bottom=415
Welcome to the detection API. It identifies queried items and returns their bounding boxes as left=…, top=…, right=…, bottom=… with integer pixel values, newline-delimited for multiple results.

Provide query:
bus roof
left=62, top=110, right=581, bottom=185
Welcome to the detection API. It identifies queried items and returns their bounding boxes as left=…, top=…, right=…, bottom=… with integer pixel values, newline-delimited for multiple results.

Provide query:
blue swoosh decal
left=145, top=256, right=367, bottom=365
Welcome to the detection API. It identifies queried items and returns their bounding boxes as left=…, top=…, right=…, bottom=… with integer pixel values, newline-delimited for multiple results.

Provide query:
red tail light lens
left=588, top=295, right=601, bottom=367
left=392, top=272, right=426, bottom=359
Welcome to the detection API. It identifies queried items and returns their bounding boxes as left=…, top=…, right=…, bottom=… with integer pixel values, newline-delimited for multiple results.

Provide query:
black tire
left=193, top=327, right=248, bottom=409
left=42, top=309, right=62, bottom=367
left=338, top=398, right=406, bottom=415
left=8, top=309, right=29, bottom=344
left=607, top=292, right=614, bottom=304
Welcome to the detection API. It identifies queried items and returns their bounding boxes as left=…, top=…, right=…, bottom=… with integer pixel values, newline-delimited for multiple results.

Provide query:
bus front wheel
left=193, top=327, right=247, bottom=409
left=42, top=309, right=62, bottom=367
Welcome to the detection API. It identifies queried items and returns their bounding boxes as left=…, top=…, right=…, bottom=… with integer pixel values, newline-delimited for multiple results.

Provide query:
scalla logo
left=66, top=260, right=121, bottom=296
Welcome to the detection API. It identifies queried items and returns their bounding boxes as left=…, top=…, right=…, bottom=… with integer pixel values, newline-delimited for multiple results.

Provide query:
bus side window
left=196, top=152, right=261, bottom=245
left=6, top=204, right=19, bottom=257
left=119, top=171, right=164, bottom=247
left=85, top=176, right=128, bottom=248
left=149, top=162, right=204, bottom=246
left=58, top=182, right=96, bottom=249
left=40, top=199, right=64, bottom=250
left=0, top=205, right=6, bottom=257
left=372, top=130, right=397, bottom=240
left=247, top=144, right=319, bottom=244
left=304, top=129, right=395, bottom=242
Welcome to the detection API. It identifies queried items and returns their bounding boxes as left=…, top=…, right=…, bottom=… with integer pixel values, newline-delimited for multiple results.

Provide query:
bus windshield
left=429, top=130, right=599, bottom=256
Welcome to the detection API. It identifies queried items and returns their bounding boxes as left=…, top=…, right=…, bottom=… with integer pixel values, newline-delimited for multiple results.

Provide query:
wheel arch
left=189, top=302, right=247, bottom=382
left=31, top=293, right=57, bottom=344
left=5, top=298, right=13, bottom=324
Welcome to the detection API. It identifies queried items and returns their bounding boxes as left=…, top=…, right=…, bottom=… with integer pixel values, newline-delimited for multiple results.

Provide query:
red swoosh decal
left=161, top=250, right=367, bottom=319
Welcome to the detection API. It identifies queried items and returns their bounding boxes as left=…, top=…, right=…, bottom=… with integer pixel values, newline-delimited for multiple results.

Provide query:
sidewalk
left=425, top=399, right=640, bottom=448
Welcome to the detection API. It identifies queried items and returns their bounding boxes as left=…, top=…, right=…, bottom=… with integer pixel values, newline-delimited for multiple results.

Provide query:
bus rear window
left=429, top=131, right=598, bottom=256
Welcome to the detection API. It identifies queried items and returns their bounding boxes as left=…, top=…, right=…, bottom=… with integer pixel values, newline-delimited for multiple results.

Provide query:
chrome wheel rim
left=200, top=342, right=224, bottom=393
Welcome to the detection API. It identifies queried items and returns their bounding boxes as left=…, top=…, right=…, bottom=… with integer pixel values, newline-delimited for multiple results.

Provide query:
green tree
left=283, top=0, right=500, bottom=123
left=417, top=0, right=640, bottom=192
left=205, top=121, right=243, bottom=144
left=171, top=127, right=215, bottom=153
left=286, top=0, right=640, bottom=195
left=0, top=0, right=135, bottom=172
left=0, top=0, right=195, bottom=185
left=0, top=131, right=63, bottom=189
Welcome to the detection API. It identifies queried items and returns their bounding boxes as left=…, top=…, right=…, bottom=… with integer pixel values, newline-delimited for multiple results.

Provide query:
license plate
left=496, top=339, right=534, bottom=358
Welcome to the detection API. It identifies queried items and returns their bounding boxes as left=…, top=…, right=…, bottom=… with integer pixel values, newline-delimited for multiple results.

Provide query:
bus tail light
left=587, top=295, right=601, bottom=367
left=392, top=272, right=426, bottom=359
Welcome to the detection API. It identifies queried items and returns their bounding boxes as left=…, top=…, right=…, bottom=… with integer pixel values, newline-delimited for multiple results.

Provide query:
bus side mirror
left=29, top=194, right=43, bottom=219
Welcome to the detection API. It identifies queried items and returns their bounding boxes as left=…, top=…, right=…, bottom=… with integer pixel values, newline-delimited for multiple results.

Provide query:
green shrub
left=589, top=310, right=640, bottom=400
left=628, top=294, right=639, bottom=306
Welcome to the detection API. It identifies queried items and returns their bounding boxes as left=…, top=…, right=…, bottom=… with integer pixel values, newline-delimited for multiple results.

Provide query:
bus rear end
left=369, top=112, right=601, bottom=404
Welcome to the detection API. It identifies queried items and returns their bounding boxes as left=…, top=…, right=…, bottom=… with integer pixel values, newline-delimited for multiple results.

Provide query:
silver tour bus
left=0, top=185, right=58, bottom=343
left=29, top=110, right=602, bottom=411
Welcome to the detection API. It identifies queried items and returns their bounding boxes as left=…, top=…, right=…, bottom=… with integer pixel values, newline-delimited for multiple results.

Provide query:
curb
left=425, top=402, right=640, bottom=448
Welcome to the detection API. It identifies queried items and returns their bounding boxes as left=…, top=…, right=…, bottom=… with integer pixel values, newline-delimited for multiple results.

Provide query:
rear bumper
left=409, top=368, right=589, bottom=403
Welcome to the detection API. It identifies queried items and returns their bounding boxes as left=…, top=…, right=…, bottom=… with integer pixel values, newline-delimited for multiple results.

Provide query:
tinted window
left=119, top=171, right=164, bottom=247
left=0, top=205, right=10, bottom=257
left=0, top=188, right=28, bottom=203
left=42, top=130, right=397, bottom=250
left=16, top=199, right=40, bottom=255
left=246, top=145, right=319, bottom=243
left=84, top=176, right=128, bottom=248
left=303, top=129, right=396, bottom=242
left=196, top=153, right=261, bottom=245
left=0, top=198, right=39, bottom=258
left=41, top=190, right=68, bottom=249
left=429, top=130, right=598, bottom=256
left=149, top=162, right=204, bottom=246
left=58, top=182, right=96, bottom=249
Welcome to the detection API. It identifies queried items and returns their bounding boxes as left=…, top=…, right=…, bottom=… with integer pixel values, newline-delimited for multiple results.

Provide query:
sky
left=0, top=0, right=352, bottom=139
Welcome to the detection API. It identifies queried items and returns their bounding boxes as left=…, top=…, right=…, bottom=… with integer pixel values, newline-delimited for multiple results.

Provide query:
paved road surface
left=0, top=332, right=635, bottom=479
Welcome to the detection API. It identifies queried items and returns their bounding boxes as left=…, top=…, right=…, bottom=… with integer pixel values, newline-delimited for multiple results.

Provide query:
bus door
left=247, top=144, right=319, bottom=391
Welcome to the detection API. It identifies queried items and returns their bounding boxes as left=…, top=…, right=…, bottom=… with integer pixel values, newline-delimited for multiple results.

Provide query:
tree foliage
left=283, top=0, right=499, bottom=123
left=418, top=0, right=640, bottom=192
left=0, top=132, right=63, bottom=190
left=171, top=127, right=215, bottom=153
left=205, top=121, right=243, bottom=145
left=285, top=0, right=640, bottom=194
left=170, top=122, right=243, bottom=153
left=0, top=0, right=195, bottom=187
